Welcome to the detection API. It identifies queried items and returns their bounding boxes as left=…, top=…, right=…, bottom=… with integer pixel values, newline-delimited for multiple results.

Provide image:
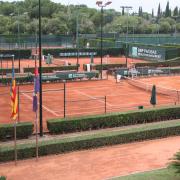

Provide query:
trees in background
left=0, top=0, right=179, bottom=35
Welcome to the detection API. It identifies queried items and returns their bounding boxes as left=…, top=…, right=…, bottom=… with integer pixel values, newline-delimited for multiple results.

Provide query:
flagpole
left=18, top=86, right=20, bottom=123
left=39, top=0, right=43, bottom=137
left=14, top=121, right=17, bottom=165
left=35, top=110, right=38, bottom=161
left=12, top=54, right=17, bottom=165
left=34, top=55, right=39, bottom=161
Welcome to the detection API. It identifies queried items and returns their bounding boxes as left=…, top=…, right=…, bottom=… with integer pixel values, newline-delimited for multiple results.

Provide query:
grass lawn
left=112, top=168, right=180, bottom=180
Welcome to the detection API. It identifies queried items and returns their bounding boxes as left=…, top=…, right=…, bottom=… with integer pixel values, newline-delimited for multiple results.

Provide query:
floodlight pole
left=157, top=23, right=160, bottom=45
left=96, top=1, right=112, bottom=79
left=18, top=9, right=20, bottom=73
left=120, top=6, right=132, bottom=67
left=76, top=8, right=79, bottom=71
left=173, top=16, right=178, bottom=43
left=100, top=6, right=103, bottom=79
left=39, top=0, right=43, bottom=136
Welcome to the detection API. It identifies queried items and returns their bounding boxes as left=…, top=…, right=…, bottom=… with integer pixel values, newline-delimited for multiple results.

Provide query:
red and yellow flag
left=11, top=79, right=18, bottom=120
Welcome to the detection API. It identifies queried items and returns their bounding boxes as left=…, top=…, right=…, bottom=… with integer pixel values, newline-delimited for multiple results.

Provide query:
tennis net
left=125, top=77, right=180, bottom=102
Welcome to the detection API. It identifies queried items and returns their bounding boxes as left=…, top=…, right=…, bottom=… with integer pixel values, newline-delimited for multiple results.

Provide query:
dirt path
left=1, top=136, right=180, bottom=180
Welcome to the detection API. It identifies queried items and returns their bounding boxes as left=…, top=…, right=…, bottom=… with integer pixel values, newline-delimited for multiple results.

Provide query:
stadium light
left=96, top=1, right=103, bottom=6
left=96, top=1, right=112, bottom=79
left=9, top=10, right=21, bottom=73
left=120, top=6, right=132, bottom=67
left=23, top=12, right=28, bottom=35
left=105, top=1, right=112, bottom=6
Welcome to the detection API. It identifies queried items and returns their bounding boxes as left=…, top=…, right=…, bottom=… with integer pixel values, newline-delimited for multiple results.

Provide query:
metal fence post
left=64, top=81, right=66, bottom=118
left=18, top=85, right=20, bottom=122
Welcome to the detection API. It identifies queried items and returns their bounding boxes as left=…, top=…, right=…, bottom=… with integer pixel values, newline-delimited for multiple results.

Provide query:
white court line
left=22, top=93, right=60, bottom=117
left=74, top=90, right=113, bottom=107
left=70, top=92, right=145, bottom=96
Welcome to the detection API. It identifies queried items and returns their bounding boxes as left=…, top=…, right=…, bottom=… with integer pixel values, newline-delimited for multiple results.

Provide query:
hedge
left=0, top=68, right=19, bottom=75
left=0, top=49, right=31, bottom=59
left=1, top=120, right=180, bottom=162
left=169, top=67, right=180, bottom=74
left=23, top=65, right=78, bottom=73
left=43, top=47, right=124, bottom=58
left=0, top=122, right=34, bottom=141
left=83, top=63, right=126, bottom=71
left=0, top=75, right=34, bottom=85
left=47, top=106, right=180, bottom=134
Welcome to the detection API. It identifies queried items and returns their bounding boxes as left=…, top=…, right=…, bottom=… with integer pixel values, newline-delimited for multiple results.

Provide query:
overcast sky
left=2, top=0, right=180, bottom=13
left=52, top=0, right=179, bottom=13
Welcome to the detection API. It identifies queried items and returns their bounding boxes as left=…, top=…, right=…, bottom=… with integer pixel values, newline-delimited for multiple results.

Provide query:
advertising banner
left=129, top=46, right=165, bottom=61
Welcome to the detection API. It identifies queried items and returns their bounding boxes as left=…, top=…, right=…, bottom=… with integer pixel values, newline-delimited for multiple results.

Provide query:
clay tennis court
left=0, top=56, right=148, bottom=72
left=1, top=136, right=180, bottom=180
left=0, top=75, right=178, bottom=130
left=140, top=75, right=180, bottom=89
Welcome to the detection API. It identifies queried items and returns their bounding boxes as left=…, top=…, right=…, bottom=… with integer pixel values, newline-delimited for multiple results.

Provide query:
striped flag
left=11, top=68, right=18, bottom=120
left=33, top=66, right=39, bottom=112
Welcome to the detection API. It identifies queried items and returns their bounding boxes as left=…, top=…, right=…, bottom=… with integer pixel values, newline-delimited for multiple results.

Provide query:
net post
left=105, top=96, right=107, bottom=114
left=106, top=70, right=108, bottom=80
left=177, top=90, right=179, bottom=104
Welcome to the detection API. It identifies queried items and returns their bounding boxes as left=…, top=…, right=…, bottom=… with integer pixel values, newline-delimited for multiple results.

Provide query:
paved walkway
left=1, top=136, right=180, bottom=180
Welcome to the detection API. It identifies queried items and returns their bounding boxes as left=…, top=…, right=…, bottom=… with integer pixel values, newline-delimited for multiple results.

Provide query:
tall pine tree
left=152, top=9, right=154, bottom=18
left=165, top=1, right=171, bottom=17
left=122, top=7, right=125, bottom=16
left=157, top=3, right=161, bottom=19
left=122, top=7, right=124, bottom=16
left=173, top=6, right=178, bottom=16
left=138, top=6, right=143, bottom=17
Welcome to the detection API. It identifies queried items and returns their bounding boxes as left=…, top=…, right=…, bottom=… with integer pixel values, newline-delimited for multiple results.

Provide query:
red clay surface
left=1, top=58, right=65, bottom=72
left=1, top=56, right=148, bottom=72
left=0, top=76, right=176, bottom=130
left=1, top=136, right=180, bottom=180
left=140, top=75, right=180, bottom=89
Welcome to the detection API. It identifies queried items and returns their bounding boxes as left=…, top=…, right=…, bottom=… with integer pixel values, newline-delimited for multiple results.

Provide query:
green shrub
left=47, top=106, right=180, bottom=134
left=0, top=75, right=34, bottom=85
left=0, top=68, right=19, bottom=75
left=170, top=151, right=180, bottom=174
left=0, top=122, right=34, bottom=141
left=23, top=65, right=78, bottom=73
left=1, top=120, right=180, bottom=162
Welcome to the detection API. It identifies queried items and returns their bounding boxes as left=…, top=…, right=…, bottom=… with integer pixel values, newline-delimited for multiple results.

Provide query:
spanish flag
left=11, top=70, right=18, bottom=120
